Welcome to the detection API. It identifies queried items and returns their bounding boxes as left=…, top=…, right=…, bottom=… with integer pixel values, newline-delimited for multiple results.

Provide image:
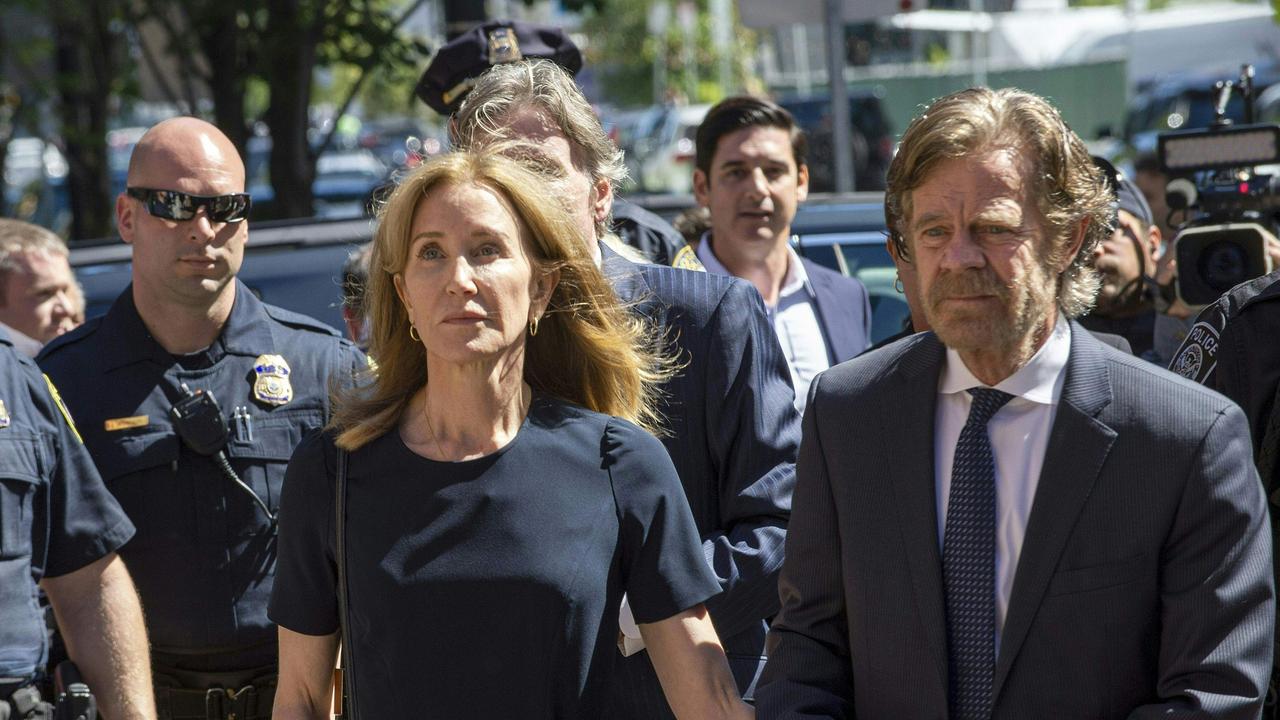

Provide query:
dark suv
left=778, top=91, right=894, bottom=192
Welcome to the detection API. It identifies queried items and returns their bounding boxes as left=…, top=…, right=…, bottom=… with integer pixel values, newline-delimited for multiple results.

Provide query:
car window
left=799, top=244, right=841, bottom=273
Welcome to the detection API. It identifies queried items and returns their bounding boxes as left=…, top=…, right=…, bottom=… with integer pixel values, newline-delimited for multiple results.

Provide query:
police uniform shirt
left=1169, top=269, right=1280, bottom=481
left=610, top=199, right=702, bottom=270
left=0, top=330, right=134, bottom=679
left=37, top=280, right=364, bottom=670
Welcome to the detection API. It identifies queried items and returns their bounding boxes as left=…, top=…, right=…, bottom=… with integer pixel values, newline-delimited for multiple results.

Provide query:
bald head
left=117, top=117, right=251, bottom=329
left=127, top=117, right=245, bottom=192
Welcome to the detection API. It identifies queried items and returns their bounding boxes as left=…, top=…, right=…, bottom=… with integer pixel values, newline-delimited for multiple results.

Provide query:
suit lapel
left=992, top=324, right=1117, bottom=700
left=886, top=333, right=951, bottom=695
left=804, top=260, right=854, bottom=365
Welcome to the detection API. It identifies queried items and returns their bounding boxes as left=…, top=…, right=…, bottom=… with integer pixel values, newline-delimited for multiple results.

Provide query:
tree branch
left=312, top=0, right=430, bottom=157
left=140, top=0, right=202, bottom=112
left=121, top=3, right=184, bottom=109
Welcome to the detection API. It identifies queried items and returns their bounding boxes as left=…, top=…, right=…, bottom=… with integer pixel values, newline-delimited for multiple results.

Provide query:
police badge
left=252, top=354, right=293, bottom=407
left=1170, top=314, right=1222, bottom=385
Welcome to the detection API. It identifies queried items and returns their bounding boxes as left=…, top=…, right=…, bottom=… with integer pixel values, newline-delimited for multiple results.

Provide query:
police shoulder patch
left=42, top=374, right=82, bottom=443
left=671, top=245, right=705, bottom=271
left=1170, top=305, right=1226, bottom=385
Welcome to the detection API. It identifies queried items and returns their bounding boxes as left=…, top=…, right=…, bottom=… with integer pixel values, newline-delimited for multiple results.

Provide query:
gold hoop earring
left=894, top=274, right=904, bottom=294
left=529, top=316, right=539, bottom=337
left=409, top=324, right=421, bottom=342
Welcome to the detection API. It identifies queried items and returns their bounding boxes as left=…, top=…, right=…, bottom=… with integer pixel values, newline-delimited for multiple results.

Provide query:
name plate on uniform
left=105, top=415, right=149, bottom=432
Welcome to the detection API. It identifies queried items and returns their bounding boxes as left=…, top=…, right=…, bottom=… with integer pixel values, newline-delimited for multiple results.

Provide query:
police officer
left=38, top=117, right=364, bottom=720
left=0, top=328, right=155, bottom=720
left=415, top=19, right=702, bottom=270
left=1171, top=269, right=1280, bottom=718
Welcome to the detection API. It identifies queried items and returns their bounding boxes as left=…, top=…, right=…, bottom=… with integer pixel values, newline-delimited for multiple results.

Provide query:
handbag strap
left=334, top=446, right=358, bottom=720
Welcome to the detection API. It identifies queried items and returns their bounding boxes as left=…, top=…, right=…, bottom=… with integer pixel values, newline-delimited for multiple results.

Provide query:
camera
left=1158, top=65, right=1279, bottom=307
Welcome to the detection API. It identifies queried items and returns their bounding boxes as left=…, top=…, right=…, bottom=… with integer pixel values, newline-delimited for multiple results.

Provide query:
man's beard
left=924, top=261, right=1057, bottom=358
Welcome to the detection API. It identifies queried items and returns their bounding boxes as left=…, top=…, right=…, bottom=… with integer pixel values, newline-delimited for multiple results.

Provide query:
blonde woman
left=269, top=148, right=752, bottom=719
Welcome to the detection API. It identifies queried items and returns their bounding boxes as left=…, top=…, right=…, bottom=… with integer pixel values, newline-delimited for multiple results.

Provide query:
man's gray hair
left=0, top=218, right=68, bottom=302
left=451, top=59, right=627, bottom=194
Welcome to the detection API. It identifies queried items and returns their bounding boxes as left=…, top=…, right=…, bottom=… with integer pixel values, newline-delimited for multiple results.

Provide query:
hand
left=1266, top=235, right=1280, bottom=270
left=1154, top=244, right=1194, bottom=319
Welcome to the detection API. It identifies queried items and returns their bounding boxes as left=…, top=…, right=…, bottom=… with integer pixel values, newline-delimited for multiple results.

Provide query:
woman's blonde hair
left=330, top=147, right=673, bottom=450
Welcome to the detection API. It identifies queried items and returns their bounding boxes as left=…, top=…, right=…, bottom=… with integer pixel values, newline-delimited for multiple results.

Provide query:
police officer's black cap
left=1092, top=155, right=1154, bottom=228
left=415, top=20, right=583, bottom=115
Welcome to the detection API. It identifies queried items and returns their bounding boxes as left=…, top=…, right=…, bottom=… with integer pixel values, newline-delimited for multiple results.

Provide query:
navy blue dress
left=269, top=395, right=720, bottom=718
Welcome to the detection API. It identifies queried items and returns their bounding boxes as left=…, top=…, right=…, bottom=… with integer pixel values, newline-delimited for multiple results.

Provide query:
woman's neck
left=403, top=353, right=531, bottom=462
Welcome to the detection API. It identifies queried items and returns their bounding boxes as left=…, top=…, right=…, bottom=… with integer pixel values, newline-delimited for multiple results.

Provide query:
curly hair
left=884, top=87, right=1111, bottom=318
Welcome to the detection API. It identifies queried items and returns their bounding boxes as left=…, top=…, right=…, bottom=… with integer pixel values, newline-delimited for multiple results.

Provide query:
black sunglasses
left=127, top=187, right=252, bottom=224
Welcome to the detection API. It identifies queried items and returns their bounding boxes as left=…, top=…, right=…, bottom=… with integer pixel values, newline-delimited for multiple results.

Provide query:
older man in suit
left=756, top=86, right=1274, bottom=719
left=693, top=96, right=872, bottom=412
left=446, top=58, right=799, bottom=717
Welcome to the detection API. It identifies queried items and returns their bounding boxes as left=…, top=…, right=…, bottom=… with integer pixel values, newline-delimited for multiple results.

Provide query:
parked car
left=312, top=149, right=387, bottom=219
left=3, top=137, right=69, bottom=231
left=607, top=106, right=664, bottom=192
left=107, top=127, right=148, bottom=201
left=789, top=194, right=908, bottom=343
left=357, top=117, right=444, bottom=170
left=778, top=91, right=894, bottom=192
left=636, top=104, right=711, bottom=194
left=240, top=139, right=389, bottom=220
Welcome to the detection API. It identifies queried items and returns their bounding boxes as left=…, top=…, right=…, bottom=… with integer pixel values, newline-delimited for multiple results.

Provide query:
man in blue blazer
left=692, top=97, right=871, bottom=412
left=757, top=87, right=1273, bottom=719
left=448, top=59, right=800, bottom=717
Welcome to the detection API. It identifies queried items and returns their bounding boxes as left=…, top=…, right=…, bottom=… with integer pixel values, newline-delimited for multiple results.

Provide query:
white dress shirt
left=696, top=235, right=829, bottom=412
left=934, top=314, right=1071, bottom=652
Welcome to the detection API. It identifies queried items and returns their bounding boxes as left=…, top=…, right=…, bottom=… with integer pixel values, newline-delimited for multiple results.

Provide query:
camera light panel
left=1160, top=125, right=1280, bottom=173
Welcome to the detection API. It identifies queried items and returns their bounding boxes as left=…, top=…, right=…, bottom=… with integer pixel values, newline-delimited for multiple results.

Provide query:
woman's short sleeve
left=268, top=429, right=340, bottom=636
left=605, top=419, right=721, bottom=625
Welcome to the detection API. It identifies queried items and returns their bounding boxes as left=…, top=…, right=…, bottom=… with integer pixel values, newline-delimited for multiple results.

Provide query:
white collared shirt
left=934, top=314, right=1071, bottom=651
left=696, top=234, right=829, bottom=412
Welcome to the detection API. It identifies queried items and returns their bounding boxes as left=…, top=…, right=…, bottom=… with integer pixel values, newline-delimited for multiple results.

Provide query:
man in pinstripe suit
left=757, top=87, right=1274, bottom=719
left=450, top=60, right=800, bottom=716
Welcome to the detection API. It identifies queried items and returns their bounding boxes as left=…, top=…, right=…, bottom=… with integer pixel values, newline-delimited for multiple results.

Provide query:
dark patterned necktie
left=943, top=387, right=1014, bottom=720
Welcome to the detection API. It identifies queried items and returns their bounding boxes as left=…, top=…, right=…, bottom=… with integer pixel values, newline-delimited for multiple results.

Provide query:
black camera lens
left=1197, top=240, right=1251, bottom=293
left=1175, top=223, right=1272, bottom=307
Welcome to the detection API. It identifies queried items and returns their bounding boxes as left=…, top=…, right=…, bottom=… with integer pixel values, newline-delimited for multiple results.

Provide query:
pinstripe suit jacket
left=601, top=245, right=801, bottom=717
left=757, top=324, right=1274, bottom=719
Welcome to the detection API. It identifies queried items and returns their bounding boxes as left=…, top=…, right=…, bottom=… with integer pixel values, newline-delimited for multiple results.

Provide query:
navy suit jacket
left=601, top=245, right=801, bottom=717
left=802, top=258, right=871, bottom=364
left=758, top=325, right=1274, bottom=719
